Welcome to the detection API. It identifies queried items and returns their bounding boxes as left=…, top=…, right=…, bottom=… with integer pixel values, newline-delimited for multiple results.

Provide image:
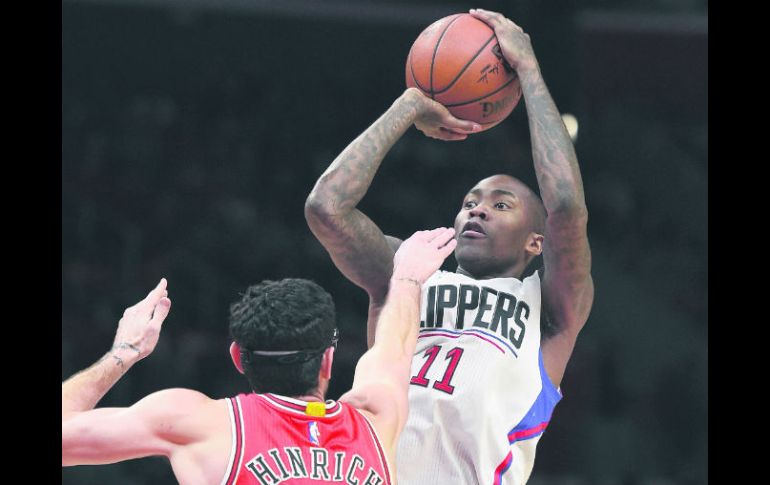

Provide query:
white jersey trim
left=218, top=399, right=238, bottom=485
left=232, top=396, right=247, bottom=483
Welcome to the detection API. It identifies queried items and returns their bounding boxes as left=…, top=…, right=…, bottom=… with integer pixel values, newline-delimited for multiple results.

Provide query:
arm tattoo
left=113, top=342, right=142, bottom=355
left=112, top=354, right=125, bottom=368
left=519, top=68, right=586, bottom=211
left=305, top=94, right=417, bottom=301
left=312, top=95, right=419, bottom=216
left=518, top=66, right=593, bottom=339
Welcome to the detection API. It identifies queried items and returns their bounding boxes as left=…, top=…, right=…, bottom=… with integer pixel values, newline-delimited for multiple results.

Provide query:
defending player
left=62, top=228, right=457, bottom=484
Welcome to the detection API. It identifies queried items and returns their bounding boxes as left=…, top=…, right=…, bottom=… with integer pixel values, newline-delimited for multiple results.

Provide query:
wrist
left=108, top=342, right=143, bottom=369
left=388, top=277, right=423, bottom=303
left=391, top=276, right=422, bottom=287
left=399, top=88, right=425, bottom=117
left=515, top=62, right=542, bottom=84
left=401, top=87, right=422, bottom=103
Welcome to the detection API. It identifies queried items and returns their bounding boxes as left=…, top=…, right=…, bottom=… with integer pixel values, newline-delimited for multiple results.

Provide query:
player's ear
left=320, top=346, right=334, bottom=380
left=525, top=232, right=544, bottom=257
left=230, top=342, right=245, bottom=374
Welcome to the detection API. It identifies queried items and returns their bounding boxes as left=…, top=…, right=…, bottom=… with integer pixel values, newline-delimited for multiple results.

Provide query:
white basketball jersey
left=396, top=270, right=561, bottom=485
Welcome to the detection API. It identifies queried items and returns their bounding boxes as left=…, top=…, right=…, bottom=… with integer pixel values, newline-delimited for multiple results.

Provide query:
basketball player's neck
left=292, top=389, right=326, bottom=403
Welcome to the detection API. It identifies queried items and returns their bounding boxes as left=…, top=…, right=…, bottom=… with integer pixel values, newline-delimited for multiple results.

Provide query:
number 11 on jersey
left=410, top=345, right=465, bottom=395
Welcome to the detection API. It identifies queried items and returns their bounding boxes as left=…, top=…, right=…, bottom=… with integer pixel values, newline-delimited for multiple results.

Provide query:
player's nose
left=469, top=205, right=489, bottom=220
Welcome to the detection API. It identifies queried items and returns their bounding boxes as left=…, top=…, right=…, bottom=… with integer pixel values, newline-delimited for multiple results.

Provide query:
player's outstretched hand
left=392, top=227, right=457, bottom=284
left=469, top=9, right=538, bottom=73
left=405, top=88, right=481, bottom=141
left=111, top=278, right=172, bottom=365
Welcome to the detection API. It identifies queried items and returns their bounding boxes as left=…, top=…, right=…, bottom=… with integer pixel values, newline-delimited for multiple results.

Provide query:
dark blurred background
left=62, top=0, right=707, bottom=483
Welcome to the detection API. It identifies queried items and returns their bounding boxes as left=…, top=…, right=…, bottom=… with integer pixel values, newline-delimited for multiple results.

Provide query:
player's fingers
left=438, top=134, right=468, bottom=142
left=438, top=238, right=458, bottom=258
left=445, top=133, right=468, bottom=142
left=442, top=116, right=481, bottom=134
left=151, top=278, right=167, bottom=294
left=421, top=129, right=446, bottom=141
left=425, top=228, right=450, bottom=247
left=470, top=9, right=521, bottom=33
left=138, top=278, right=168, bottom=314
left=423, top=227, right=448, bottom=242
left=424, top=226, right=449, bottom=240
left=149, top=297, right=171, bottom=328
left=409, top=230, right=432, bottom=241
left=430, top=227, right=457, bottom=248
left=469, top=8, right=504, bottom=28
left=436, top=128, right=469, bottom=141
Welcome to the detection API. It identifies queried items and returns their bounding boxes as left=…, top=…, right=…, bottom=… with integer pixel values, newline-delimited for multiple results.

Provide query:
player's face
left=453, top=176, right=534, bottom=276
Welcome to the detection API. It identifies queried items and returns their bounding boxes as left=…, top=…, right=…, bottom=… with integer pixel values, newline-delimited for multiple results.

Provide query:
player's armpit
left=362, top=235, right=405, bottom=348
left=540, top=208, right=594, bottom=386
left=342, top=344, right=413, bottom=446
left=340, top=380, right=405, bottom=453
left=541, top=209, right=593, bottom=329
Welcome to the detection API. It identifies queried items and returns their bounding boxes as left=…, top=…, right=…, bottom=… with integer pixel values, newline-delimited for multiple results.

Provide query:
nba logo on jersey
left=308, top=421, right=321, bottom=445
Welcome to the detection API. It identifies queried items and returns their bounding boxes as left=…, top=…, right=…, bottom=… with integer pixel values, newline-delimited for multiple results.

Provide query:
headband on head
left=241, top=328, right=339, bottom=365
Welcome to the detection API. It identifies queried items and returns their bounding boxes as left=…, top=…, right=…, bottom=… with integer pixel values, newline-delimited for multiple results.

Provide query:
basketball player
left=62, top=228, right=457, bottom=484
left=304, top=9, right=593, bottom=484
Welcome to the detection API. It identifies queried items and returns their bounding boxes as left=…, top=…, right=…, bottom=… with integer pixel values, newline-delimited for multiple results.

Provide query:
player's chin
left=454, top=240, right=487, bottom=259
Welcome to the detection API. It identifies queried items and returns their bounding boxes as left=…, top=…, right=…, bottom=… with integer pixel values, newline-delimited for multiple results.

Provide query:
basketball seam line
left=410, top=54, right=430, bottom=93
left=443, top=76, right=519, bottom=108
left=431, top=33, right=497, bottom=95
left=430, top=14, right=463, bottom=100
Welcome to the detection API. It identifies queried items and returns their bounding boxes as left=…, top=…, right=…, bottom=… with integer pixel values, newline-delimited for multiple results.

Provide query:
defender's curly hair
left=229, top=278, right=336, bottom=396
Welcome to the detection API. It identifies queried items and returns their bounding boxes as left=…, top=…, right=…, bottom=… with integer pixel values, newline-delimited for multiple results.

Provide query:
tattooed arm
left=305, top=88, right=480, bottom=347
left=62, top=279, right=171, bottom=416
left=471, top=9, right=594, bottom=387
left=62, top=281, right=232, bottom=485
left=62, top=279, right=188, bottom=466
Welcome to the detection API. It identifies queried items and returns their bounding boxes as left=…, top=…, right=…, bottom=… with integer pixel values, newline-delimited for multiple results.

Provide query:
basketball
left=405, top=13, right=522, bottom=131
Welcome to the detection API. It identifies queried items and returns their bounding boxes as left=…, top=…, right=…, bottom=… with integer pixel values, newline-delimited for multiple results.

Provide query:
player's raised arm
left=470, top=9, right=594, bottom=386
left=340, top=228, right=457, bottom=453
left=62, top=278, right=171, bottom=417
left=61, top=279, right=208, bottom=467
left=305, top=89, right=478, bottom=346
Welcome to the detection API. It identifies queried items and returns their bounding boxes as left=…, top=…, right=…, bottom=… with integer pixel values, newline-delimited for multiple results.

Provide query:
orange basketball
left=405, top=13, right=522, bottom=131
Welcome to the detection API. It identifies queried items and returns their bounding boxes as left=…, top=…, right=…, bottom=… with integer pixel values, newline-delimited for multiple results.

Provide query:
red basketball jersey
left=221, top=393, right=392, bottom=485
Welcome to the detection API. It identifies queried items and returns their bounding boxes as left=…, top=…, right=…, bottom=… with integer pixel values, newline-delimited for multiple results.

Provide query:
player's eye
left=494, top=202, right=510, bottom=210
left=463, top=201, right=477, bottom=209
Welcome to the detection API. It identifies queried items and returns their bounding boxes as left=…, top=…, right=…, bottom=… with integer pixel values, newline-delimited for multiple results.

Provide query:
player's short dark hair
left=229, top=278, right=337, bottom=396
